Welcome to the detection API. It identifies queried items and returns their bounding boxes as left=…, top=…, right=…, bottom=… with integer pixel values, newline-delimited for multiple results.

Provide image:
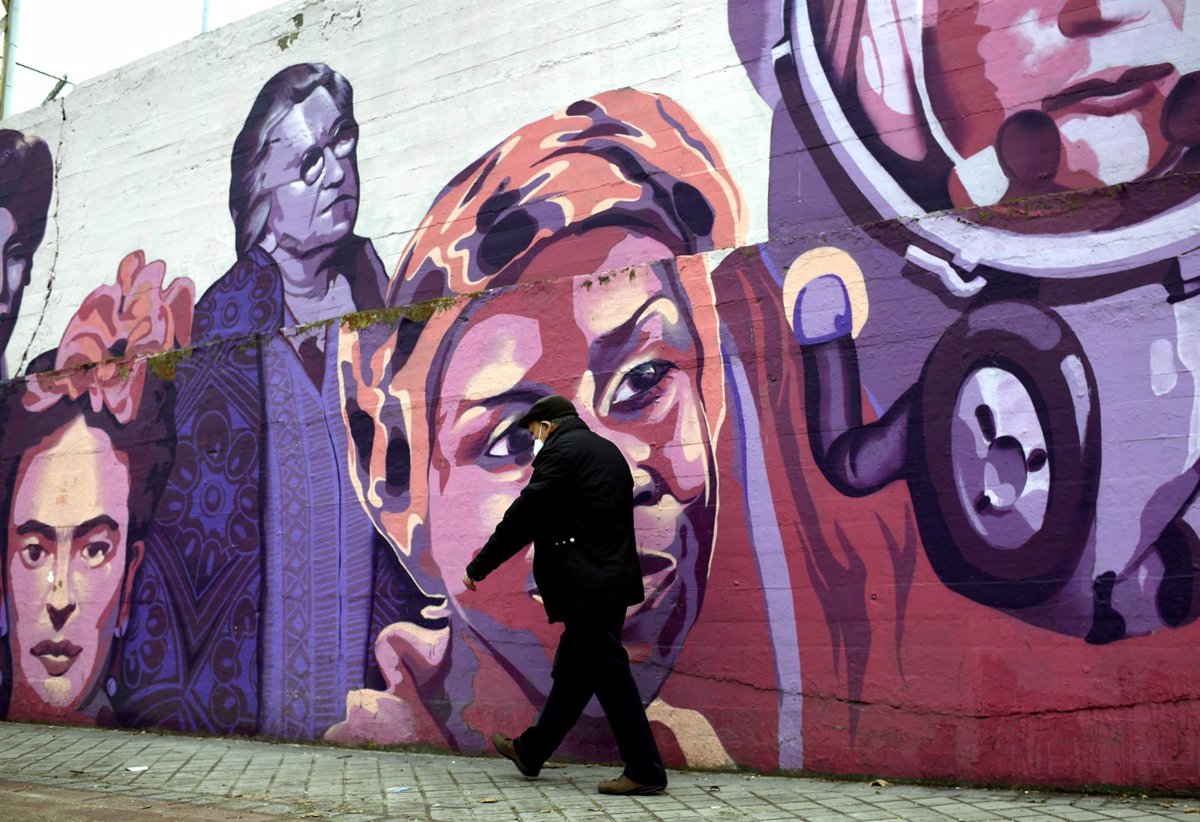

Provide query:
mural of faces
left=5, top=416, right=142, bottom=718
left=1, top=2, right=1195, bottom=790
left=417, top=230, right=717, bottom=688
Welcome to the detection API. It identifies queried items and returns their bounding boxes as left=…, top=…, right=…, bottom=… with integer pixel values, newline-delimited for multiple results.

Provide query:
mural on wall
left=730, top=0, right=1200, bottom=642
left=719, top=0, right=1200, bottom=782
left=0, top=0, right=1197, bottom=791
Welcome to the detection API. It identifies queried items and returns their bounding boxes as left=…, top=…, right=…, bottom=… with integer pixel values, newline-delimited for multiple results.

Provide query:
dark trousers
left=515, top=605, right=666, bottom=785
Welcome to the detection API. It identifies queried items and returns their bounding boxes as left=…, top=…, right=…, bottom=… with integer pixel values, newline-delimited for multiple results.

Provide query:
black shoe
left=492, top=733, right=540, bottom=778
left=598, top=774, right=667, bottom=795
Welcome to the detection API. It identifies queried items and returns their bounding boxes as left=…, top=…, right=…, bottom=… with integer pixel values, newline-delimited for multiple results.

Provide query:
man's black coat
left=466, top=416, right=645, bottom=622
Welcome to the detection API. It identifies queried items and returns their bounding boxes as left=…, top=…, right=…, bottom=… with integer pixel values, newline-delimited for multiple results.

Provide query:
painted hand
left=463, top=573, right=477, bottom=591
left=323, top=620, right=449, bottom=746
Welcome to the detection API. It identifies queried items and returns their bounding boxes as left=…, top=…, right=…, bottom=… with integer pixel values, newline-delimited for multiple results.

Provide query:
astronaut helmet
left=731, top=0, right=1200, bottom=279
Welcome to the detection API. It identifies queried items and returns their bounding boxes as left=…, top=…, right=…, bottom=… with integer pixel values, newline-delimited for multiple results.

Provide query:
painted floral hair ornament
left=23, top=250, right=194, bottom=423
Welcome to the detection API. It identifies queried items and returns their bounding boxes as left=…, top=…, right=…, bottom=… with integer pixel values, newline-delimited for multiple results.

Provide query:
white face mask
left=531, top=422, right=548, bottom=457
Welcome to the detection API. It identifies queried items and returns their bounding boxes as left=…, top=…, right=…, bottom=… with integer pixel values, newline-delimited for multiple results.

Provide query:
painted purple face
left=0, top=206, right=31, bottom=361
left=259, top=87, right=360, bottom=257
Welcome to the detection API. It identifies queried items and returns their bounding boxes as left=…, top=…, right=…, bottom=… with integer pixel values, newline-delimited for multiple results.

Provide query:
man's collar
left=547, top=415, right=587, bottom=443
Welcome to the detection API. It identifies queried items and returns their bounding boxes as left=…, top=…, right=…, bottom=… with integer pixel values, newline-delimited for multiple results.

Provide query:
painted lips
left=31, top=638, right=83, bottom=677
left=1045, top=64, right=1174, bottom=115
left=320, top=193, right=356, bottom=215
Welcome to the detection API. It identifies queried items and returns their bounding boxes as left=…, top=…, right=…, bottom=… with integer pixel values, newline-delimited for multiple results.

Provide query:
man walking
left=462, top=395, right=668, bottom=796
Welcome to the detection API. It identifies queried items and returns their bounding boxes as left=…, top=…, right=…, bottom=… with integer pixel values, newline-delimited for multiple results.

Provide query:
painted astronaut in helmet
left=732, top=0, right=1200, bottom=643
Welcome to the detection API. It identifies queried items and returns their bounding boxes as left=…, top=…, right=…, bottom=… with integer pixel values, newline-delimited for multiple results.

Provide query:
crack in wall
left=15, top=95, right=68, bottom=376
left=766, top=171, right=1199, bottom=253
left=803, top=692, right=1200, bottom=721
left=0, top=264, right=633, bottom=389
left=10, top=154, right=1158, bottom=381
left=662, top=664, right=1200, bottom=722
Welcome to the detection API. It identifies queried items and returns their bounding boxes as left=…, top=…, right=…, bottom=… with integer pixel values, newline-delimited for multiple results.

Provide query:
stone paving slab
left=0, top=722, right=1197, bottom=821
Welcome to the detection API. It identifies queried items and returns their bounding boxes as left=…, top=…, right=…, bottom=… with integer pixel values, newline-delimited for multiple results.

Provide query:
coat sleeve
left=466, top=448, right=568, bottom=581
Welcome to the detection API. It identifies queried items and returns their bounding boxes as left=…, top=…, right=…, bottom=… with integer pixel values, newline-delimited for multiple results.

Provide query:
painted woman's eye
left=300, top=146, right=325, bottom=185
left=332, top=122, right=359, bottom=159
left=82, top=541, right=113, bottom=567
left=612, top=360, right=676, bottom=410
left=486, top=422, right=535, bottom=459
left=20, top=543, right=47, bottom=567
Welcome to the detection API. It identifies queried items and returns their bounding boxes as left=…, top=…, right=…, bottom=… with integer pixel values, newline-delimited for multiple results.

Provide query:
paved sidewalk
left=0, top=723, right=1196, bottom=821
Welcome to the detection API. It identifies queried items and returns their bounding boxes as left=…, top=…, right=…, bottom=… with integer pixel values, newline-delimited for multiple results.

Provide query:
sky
left=5, top=0, right=286, bottom=115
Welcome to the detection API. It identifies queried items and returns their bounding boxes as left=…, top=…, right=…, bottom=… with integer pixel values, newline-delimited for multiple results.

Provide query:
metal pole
left=0, top=2, right=7, bottom=120
left=43, top=73, right=66, bottom=104
left=1, top=0, right=19, bottom=118
left=201, top=0, right=211, bottom=33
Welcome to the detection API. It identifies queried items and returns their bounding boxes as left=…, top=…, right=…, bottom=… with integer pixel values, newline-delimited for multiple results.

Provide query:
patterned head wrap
left=388, top=87, right=744, bottom=306
left=342, top=89, right=742, bottom=566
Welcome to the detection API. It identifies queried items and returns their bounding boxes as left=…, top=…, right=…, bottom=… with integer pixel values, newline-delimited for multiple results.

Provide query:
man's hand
left=462, top=573, right=477, bottom=591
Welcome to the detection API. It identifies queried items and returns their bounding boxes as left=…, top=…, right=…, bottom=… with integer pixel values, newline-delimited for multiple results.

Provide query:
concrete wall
left=0, top=0, right=1197, bottom=791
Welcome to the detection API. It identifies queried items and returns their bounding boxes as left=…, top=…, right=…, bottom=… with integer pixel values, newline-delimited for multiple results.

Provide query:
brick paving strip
left=0, top=723, right=1196, bottom=821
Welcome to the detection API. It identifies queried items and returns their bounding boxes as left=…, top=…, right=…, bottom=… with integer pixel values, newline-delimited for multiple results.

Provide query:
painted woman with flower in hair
left=332, top=89, right=793, bottom=769
left=0, top=251, right=192, bottom=725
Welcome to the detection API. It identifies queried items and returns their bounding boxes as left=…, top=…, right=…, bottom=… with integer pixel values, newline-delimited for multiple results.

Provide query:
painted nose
left=632, top=465, right=663, bottom=508
left=47, top=601, right=76, bottom=633
left=574, top=405, right=655, bottom=505
left=323, top=146, right=346, bottom=186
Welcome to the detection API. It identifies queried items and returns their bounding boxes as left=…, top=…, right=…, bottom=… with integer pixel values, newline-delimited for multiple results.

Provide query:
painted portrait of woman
left=0, top=251, right=192, bottom=725
left=121, top=63, right=416, bottom=739
left=328, top=89, right=786, bottom=767
left=0, top=129, right=54, bottom=381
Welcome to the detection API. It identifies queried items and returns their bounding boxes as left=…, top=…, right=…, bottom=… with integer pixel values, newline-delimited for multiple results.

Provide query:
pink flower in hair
left=23, top=250, right=195, bottom=424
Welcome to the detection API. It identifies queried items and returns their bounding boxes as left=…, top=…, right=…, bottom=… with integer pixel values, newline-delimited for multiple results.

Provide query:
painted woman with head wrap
left=331, top=89, right=787, bottom=767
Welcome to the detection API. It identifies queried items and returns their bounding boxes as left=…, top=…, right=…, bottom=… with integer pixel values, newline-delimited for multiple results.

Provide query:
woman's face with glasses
left=259, top=86, right=360, bottom=257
